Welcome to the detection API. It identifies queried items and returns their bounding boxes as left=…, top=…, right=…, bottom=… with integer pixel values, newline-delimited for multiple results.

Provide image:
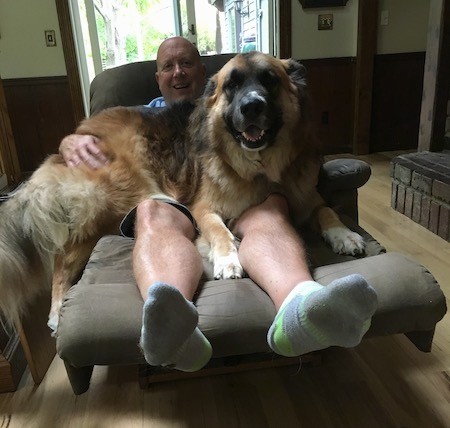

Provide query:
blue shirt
left=146, top=97, right=166, bottom=108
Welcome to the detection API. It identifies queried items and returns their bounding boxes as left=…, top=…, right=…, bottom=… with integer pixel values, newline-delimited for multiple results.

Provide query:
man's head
left=155, top=37, right=206, bottom=105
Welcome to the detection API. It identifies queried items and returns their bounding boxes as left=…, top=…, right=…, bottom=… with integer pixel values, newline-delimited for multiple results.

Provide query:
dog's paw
left=322, top=227, right=365, bottom=256
left=47, top=314, right=59, bottom=337
left=213, top=252, right=243, bottom=280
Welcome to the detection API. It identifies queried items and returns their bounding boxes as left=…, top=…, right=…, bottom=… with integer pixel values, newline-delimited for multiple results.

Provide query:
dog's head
left=202, top=52, right=308, bottom=152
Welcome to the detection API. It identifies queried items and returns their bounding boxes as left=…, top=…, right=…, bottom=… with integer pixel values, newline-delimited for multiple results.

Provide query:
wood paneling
left=418, top=0, right=450, bottom=152
left=0, top=79, right=21, bottom=183
left=0, top=329, right=27, bottom=393
left=3, top=76, right=76, bottom=174
left=302, top=57, right=355, bottom=154
left=17, top=292, right=56, bottom=385
left=353, top=0, right=378, bottom=155
left=371, top=52, right=426, bottom=153
left=279, top=2, right=291, bottom=58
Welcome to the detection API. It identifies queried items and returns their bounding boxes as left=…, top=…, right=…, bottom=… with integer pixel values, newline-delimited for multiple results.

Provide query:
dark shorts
left=119, top=197, right=198, bottom=238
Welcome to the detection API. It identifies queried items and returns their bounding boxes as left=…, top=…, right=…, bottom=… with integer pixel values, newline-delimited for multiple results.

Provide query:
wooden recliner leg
left=63, top=360, right=94, bottom=395
left=405, top=329, right=435, bottom=352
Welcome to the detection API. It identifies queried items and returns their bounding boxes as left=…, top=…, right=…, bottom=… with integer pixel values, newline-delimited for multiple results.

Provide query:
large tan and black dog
left=0, top=52, right=364, bottom=329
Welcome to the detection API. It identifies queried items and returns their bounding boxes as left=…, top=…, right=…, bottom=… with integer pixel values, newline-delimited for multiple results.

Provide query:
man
left=59, top=37, right=206, bottom=168
left=59, top=37, right=377, bottom=372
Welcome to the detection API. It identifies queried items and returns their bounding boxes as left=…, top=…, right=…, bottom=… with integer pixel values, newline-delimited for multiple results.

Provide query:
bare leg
left=133, top=199, right=212, bottom=371
left=233, top=194, right=312, bottom=310
left=234, top=194, right=377, bottom=357
left=133, top=199, right=202, bottom=300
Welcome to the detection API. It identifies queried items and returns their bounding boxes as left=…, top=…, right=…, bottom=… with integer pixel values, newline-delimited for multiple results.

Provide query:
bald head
left=155, top=37, right=206, bottom=105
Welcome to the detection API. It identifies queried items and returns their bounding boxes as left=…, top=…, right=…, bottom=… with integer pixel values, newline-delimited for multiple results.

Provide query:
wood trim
left=139, top=352, right=321, bottom=386
left=352, top=0, right=378, bottom=155
left=279, top=1, right=292, bottom=58
left=2, top=76, right=70, bottom=87
left=298, top=0, right=348, bottom=7
left=0, top=329, right=27, bottom=393
left=0, top=79, right=21, bottom=183
left=418, top=0, right=450, bottom=152
left=55, top=0, right=85, bottom=124
left=16, top=293, right=56, bottom=385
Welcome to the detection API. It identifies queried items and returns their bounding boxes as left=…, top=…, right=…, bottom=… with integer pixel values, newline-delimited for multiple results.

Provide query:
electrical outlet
left=45, top=30, right=56, bottom=47
left=318, top=14, right=333, bottom=31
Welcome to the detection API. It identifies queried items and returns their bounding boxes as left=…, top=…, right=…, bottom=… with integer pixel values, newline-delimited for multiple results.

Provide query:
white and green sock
left=267, top=274, right=378, bottom=356
left=140, top=282, right=212, bottom=372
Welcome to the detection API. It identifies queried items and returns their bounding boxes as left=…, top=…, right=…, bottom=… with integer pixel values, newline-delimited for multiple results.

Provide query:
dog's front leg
left=316, top=206, right=365, bottom=255
left=193, top=204, right=243, bottom=280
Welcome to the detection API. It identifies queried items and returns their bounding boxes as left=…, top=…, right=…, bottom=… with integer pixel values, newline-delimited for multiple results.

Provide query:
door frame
left=57, top=0, right=288, bottom=122
left=0, top=78, right=21, bottom=184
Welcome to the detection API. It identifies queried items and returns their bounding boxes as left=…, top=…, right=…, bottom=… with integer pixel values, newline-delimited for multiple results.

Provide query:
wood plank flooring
left=1, top=152, right=449, bottom=428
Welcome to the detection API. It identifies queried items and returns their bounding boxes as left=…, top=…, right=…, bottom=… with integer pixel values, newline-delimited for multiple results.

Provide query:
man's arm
left=59, top=134, right=109, bottom=169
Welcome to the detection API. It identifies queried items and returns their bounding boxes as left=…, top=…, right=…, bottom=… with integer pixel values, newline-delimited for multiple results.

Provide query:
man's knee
left=234, top=193, right=290, bottom=236
left=136, top=199, right=196, bottom=239
left=264, top=193, right=289, bottom=216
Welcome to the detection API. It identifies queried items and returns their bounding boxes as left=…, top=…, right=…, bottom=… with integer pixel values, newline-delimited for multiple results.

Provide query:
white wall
left=0, top=0, right=66, bottom=79
left=377, top=0, right=429, bottom=54
left=291, top=0, right=358, bottom=59
left=291, top=0, right=429, bottom=60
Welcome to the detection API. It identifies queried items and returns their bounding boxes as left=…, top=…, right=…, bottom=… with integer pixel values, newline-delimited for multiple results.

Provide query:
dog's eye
left=259, top=70, right=279, bottom=88
left=224, top=79, right=238, bottom=91
left=224, top=69, right=244, bottom=91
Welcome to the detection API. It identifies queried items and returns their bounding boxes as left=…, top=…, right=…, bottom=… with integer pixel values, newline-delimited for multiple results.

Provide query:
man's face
left=155, top=38, right=206, bottom=105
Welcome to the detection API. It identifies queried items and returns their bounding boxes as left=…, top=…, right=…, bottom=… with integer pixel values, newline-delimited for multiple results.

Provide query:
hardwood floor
left=1, top=152, right=449, bottom=428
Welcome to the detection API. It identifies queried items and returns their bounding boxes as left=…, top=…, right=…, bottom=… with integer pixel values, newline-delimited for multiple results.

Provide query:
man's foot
left=267, top=274, right=378, bottom=356
left=140, top=282, right=212, bottom=372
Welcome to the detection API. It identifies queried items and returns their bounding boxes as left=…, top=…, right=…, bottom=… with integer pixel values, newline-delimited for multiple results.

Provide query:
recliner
left=54, top=54, right=447, bottom=394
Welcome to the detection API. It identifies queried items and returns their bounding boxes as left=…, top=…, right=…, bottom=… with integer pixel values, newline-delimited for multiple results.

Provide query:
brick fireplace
left=391, top=151, right=450, bottom=242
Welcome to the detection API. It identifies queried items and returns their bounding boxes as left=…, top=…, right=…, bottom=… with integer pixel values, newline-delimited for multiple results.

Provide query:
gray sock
left=267, top=274, right=378, bottom=356
left=140, top=282, right=212, bottom=372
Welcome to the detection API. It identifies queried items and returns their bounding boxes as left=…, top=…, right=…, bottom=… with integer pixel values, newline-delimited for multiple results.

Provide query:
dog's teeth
left=243, top=127, right=265, bottom=142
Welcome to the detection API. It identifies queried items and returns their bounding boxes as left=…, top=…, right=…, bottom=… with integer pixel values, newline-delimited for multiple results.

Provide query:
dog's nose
left=240, top=94, right=266, bottom=120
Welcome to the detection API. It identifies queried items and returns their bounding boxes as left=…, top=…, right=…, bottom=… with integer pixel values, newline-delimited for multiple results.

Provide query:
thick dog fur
left=0, top=52, right=364, bottom=326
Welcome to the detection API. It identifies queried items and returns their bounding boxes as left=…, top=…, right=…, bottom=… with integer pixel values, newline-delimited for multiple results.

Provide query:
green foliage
left=125, top=35, right=138, bottom=62
left=197, top=32, right=215, bottom=55
left=94, top=0, right=220, bottom=65
left=142, top=27, right=171, bottom=60
left=95, top=12, right=107, bottom=62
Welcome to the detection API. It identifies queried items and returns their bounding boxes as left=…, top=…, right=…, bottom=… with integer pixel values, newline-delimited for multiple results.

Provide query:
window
left=69, top=0, right=278, bottom=115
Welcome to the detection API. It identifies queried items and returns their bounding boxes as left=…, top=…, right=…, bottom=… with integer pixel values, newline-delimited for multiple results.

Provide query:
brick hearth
left=391, top=151, right=450, bottom=242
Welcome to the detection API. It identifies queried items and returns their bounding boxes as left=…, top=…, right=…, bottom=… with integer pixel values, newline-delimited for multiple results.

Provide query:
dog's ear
left=202, top=75, right=218, bottom=107
left=203, top=76, right=217, bottom=97
left=281, top=58, right=307, bottom=90
left=281, top=58, right=309, bottom=117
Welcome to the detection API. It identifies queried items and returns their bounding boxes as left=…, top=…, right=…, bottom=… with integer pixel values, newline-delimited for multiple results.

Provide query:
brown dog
left=0, top=52, right=364, bottom=330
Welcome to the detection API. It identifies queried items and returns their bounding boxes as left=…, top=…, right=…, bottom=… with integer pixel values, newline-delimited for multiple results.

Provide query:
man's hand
left=59, top=134, right=109, bottom=169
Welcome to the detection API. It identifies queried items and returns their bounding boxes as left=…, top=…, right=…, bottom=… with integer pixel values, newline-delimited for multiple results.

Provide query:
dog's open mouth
left=236, top=125, right=269, bottom=151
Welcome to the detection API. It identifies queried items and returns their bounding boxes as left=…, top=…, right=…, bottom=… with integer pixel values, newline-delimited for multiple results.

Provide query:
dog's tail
left=0, top=178, right=70, bottom=323
left=0, top=157, right=106, bottom=323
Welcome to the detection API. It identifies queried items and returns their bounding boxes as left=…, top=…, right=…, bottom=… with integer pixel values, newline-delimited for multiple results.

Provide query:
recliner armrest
left=317, top=159, right=371, bottom=223
left=318, top=159, right=371, bottom=193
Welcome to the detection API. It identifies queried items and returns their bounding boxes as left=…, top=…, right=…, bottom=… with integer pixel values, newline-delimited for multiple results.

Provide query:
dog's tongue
left=243, top=125, right=264, bottom=141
